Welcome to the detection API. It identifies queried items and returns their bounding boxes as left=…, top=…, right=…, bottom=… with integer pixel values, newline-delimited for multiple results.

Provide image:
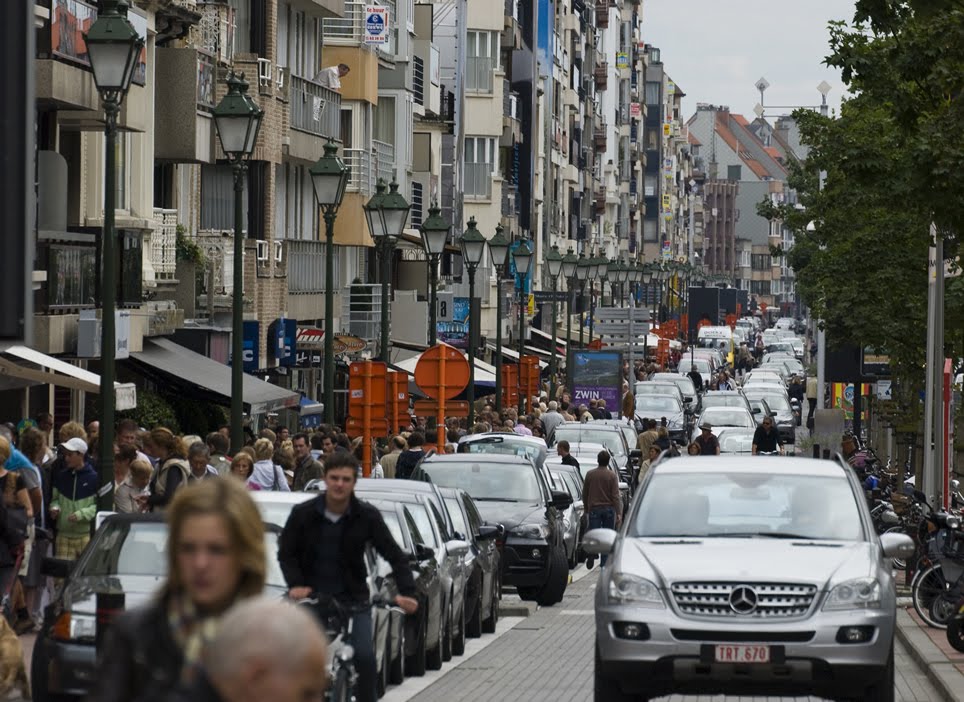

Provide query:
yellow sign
left=528, top=294, right=535, bottom=315
left=663, top=123, right=671, bottom=136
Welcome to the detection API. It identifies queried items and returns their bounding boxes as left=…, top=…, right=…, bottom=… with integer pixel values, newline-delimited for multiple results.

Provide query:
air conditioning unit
left=257, top=58, right=273, bottom=88
left=256, top=240, right=270, bottom=262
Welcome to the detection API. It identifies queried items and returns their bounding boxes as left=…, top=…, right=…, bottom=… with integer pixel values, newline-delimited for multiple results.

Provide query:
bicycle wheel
left=913, top=563, right=950, bottom=629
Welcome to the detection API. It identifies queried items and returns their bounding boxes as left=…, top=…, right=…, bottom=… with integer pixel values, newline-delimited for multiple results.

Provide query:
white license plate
left=714, top=644, right=770, bottom=664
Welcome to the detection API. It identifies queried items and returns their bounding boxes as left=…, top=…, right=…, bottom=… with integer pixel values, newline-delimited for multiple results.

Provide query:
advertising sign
left=831, top=383, right=871, bottom=423
left=242, top=320, right=259, bottom=372
left=616, top=52, right=629, bottom=69
left=281, top=319, right=297, bottom=367
left=571, top=351, right=622, bottom=412
left=438, top=297, right=469, bottom=349
left=364, top=5, right=389, bottom=45
left=630, top=102, right=641, bottom=119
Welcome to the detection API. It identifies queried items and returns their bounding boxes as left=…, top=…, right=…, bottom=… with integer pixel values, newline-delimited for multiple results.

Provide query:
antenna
left=755, top=77, right=770, bottom=108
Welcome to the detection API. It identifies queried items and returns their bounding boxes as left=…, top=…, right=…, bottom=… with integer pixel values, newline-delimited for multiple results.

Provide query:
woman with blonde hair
left=142, top=427, right=191, bottom=512
left=90, top=478, right=267, bottom=702
left=246, top=438, right=289, bottom=492
left=228, top=452, right=258, bottom=490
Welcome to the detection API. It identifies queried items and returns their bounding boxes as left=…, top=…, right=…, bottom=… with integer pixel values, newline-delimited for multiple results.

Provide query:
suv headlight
left=823, top=578, right=882, bottom=610
left=608, top=573, right=665, bottom=608
left=511, top=524, right=550, bottom=540
left=52, top=611, right=97, bottom=642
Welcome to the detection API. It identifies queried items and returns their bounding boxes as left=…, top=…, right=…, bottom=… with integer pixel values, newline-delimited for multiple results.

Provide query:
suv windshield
left=632, top=472, right=863, bottom=541
left=701, top=395, right=747, bottom=409
left=634, top=396, right=681, bottom=413
left=423, top=462, right=543, bottom=503
left=461, top=437, right=546, bottom=468
left=553, top=428, right=626, bottom=456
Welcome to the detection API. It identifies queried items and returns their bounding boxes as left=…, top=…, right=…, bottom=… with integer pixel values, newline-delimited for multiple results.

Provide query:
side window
left=403, top=506, right=426, bottom=546
left=429, top=501, right=450, bottom=542
left=445, top=499, right=468, bottom=539
left=463, top=497, right=484, bottom=534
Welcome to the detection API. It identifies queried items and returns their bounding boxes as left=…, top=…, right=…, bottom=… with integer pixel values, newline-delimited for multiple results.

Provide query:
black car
left=419, top=454, right=572, bottom=607
left=439, top=487, right=502, bottom=637
left=363, top=498, right=445, bottom=678
left=31, top=513, right=287, bottom=701
left=357, top=490, right=469, bottom=667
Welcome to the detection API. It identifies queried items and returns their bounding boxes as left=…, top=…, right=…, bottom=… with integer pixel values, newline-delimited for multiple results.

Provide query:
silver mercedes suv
left=585, top=455, right=914, bottom=702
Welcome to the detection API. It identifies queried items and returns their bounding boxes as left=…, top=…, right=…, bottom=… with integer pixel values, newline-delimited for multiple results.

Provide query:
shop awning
left=485, top=343, right=549, bottom=369
left=129, top=338, right=299, bottom=415
left=0, top=345, right=137, bottom=410
left=394, top=351, right=497, bottom=387
left=529, top=326, right=567, bottom=351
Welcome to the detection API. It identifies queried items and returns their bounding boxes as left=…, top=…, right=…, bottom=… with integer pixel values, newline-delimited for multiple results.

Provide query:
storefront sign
left=242, top=320, right=259, bottom=372
left=296, top=327, right=325, bottom=349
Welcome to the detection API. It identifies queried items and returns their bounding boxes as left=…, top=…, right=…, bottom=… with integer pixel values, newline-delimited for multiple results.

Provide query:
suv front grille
left=671, top=582, right=817, bottom=619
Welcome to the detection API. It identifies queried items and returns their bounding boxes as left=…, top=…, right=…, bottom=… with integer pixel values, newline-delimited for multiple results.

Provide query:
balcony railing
left=465, top=56, right=495, bottom=93
left=287, top=240, right=329, bottom=294
left=344, top=140, right=395, bottom=194
left=152, top=209, right=178, bottom=281
left=413, top=55, right=425, bottom=107
left=289, top=74, right=341, bottom=141
left=322, top=0, right=396, bottom=56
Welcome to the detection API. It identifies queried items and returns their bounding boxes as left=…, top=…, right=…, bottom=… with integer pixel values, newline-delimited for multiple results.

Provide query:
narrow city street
left=385, top=571, right=940, bottom=702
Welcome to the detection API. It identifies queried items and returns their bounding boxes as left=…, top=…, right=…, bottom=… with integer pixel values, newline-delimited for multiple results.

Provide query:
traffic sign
left=414, top=343, right=470, bottom=400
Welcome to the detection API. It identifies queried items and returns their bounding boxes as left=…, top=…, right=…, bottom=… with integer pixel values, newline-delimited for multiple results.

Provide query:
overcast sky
left=642, top=0, right=854, bottom=121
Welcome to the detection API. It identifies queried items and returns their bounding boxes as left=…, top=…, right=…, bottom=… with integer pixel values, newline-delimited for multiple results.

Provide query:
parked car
left=546, top=443, right=629, bottom=515
left=747, top=397, right=773, bottom=426
left=419, top=453, right=572, bottom=606
left=549, top=422, right=634, bottom=480
left=547, top=466, right=586, bottom=569
left=31, top=514, right=287, bottom=701
left=587, top=456, right=915, bottom=701
left=438, top=488, right=503, bottom=637
left=697, top=390, right=753, bottom=416
left=458, top=432, right=548, bottom=471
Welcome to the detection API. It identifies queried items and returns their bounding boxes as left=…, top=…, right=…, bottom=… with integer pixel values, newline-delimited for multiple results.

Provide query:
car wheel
left=517, top=586, right=539, bottom=601
left=859, top=644, right=894, bottom=702
left=482, top=576, right=500, bottom=634
left=536, top=548, right=570, bottom=607
left=389, top=623, right=405, bottom=684
left=452, top=597, right=466, bottom=655
left=405, top=611, right=427, bottom=677
left=594, top=642, right=638, bottom=702
left=466, top=585, right=483, bottom=639
left=567, top=539, right=579, bottom=569
left=426, top=605, right=445, bottom=670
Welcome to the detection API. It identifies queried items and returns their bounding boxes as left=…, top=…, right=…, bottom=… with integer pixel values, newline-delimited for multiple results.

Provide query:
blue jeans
left=588, top=507, right=616, bottom=566
left=348, top=608, right=377, bottom=702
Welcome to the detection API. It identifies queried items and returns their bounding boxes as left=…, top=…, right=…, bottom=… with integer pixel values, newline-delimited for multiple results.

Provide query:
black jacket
left=278, top=494, right=417, bottom=600
left=88, top=596, right=184, bottom=702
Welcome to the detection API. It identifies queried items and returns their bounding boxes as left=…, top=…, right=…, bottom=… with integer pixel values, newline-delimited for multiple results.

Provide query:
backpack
left=2, top=472, right=28, bottom=547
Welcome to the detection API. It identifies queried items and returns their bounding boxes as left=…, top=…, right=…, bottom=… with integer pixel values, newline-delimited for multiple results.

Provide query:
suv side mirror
left=477, top=525, right=500, bottom=541
left=550, top=490, right=573, bottom=509
left=629, top=449, right=642, bottom=460
left=42, top=557, right=73, bottom=579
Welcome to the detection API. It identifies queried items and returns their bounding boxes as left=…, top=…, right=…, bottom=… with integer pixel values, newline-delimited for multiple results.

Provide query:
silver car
left=586, top=456, right=914, bottom=702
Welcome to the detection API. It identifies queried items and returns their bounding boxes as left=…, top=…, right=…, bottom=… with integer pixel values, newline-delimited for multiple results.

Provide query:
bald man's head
left=203, top=598, right=328, bottom=702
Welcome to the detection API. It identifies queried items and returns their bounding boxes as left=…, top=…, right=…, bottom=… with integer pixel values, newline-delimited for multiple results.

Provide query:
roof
left=654, top=456, right=849, bottom=477
left=687, top=131, right=702, bottom=146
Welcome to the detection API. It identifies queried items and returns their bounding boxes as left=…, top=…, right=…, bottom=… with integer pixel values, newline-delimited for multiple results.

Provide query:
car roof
left=421, top=453, right=534, bottom=466
left=653, top=456, right=849, bottom=477
left=555, top=422, right=621, bottom=432
left=703, top=390, right=743, bottom=397
left=458, top=432, right=547, bottom=449
left=355, top=477, right=438, bottom=492
left=357, top=490, right=424, bottom=504
left=250, top=492, right=318, bottom=505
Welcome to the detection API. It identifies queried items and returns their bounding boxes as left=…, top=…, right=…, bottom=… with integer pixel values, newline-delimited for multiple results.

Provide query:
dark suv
left=420, top=453, right=572, bottom=606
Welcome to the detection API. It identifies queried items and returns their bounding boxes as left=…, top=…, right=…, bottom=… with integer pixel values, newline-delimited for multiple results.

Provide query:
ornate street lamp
left=488, top=224, right=510, bottom=412
left=587, top=251, right=601, bottom=344
left=419, top=203, right=450, bottom=346
left=365, top=176, right=409, bottom=368
left=575, top=252, right=590, bottom=349
left=561, top=247, right=579, bottom=391
left=460, top=218, right=487, bottom=426
left=309, top=140, right=350, bottom=426
left=86, top=0, right=144, bottom=508
left=544, top=244, right=564, bottom=397
left=512, top=237, right=533, bottom=414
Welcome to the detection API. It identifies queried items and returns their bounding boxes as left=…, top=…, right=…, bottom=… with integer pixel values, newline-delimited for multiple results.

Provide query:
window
left=727, top=165, right=742, bottom=181
left=464, top=136, right=496, bottom=199
left=739, top=250, right=751, bottom=268
left=228, top=0, right=251, bottom=55
left=644, top=81, right=660, bottom=105
left=466, top=31, right=498, bottom=92
left=410, top=181, right=424, bottom=229
left=374, top=95, right=396, bottom=145
left=751, top=254, right=771, bottom=270
left=751, top=280, right=771, bottom=296
left=201, top=164, right=248, bottom=232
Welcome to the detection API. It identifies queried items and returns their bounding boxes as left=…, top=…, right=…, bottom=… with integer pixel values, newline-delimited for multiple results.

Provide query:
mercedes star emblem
left=729, top=586, right=759, bottom=614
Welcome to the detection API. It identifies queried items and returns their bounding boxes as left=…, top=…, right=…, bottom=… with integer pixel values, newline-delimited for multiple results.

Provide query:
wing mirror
left=879, top=532, right=915, bottom=560
left=42, top=556, right=74, bottom=579
left=582, top=528, right=618, bottom=555
left=550, top=490, right=573, bottom=509
left=629, top=449, right=642, bottom=460
left=446, top=539, right=471, bottom=557
left=477, top=525, right=500, bottom=541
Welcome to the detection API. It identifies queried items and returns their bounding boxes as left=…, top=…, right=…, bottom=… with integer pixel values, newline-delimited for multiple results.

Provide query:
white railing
left=287, top=240, right=328, bottom=294
left=289, top=74, right=341, bottom=140
left=321, top=0, right=396, bottom=57
left=373, top=139, right=395, bottom=181
left=152, top=208, right=178, bottom=280
left=344, top=141, right=395, bottom=194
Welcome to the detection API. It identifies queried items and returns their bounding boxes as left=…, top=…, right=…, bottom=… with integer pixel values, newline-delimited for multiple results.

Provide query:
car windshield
left=462, top=437, right=546, bottom=468
left=756, top=393, right=791, bottom=411
left=718, top=432, right=755, bottom=453
left=423, top=462, right=544, bottom=503
left=632, top=472, right=864, bottom=540
left=654, top=375, right=696, bottom=396
left=634, top=396, right=681, bottom=413
left=636, top=383, right=679, bottom=397
left=553, top=428, right=626, bottom=456
left=699, top=409, right=754, bottom=427
left=701, top=394, right=746, bottom=409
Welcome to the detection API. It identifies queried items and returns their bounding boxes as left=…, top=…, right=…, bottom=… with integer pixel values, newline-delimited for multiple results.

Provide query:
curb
left=498, top=603, right=532, bottom=617
left=895, top=608, right=964, bottom=702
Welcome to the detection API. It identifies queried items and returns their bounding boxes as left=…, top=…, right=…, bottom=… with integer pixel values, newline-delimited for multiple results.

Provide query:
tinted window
left=563, top=472, right=583, bottom=499
left=82, top=521, right=168, bottom=576
left=462, top=437, right=546, bottom=468
left=428, top=501, right=450, bottom=542
left=403, top=506, right=427, bottom=546
left=632, top=472, right=862, bottom=541
left=409, top=504, right=440, bottom=549
left=444, top=497, right=469, bottom=538
left=463, top=496, right=484, bottom=533
left=378, top=509, right=406, bottom=549
left=553, top=428, right=626, bottom=456
left=423, top=462, right=543, bottom=502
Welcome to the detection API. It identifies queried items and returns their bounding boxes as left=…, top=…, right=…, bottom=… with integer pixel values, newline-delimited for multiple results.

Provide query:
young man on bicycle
left=752, top=417, right=784, bottom=455
left=279, top=452, right=419, bottom=702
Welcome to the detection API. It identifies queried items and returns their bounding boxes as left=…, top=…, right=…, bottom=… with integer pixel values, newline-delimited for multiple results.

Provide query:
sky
left=642, top=0, right=854, bottom=121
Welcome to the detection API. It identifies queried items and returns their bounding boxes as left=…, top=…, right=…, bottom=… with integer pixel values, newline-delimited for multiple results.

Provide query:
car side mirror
left=618, top=481, right=629, bottom=492
left=582, top=528, right=618, bottom=555
left=446, top=539, right=471, bottom=557
left=550, top=490, right=573, bottom=509
left=477, top=525, right=500, bottom=541
left=752, top=407, right=761, bottom=414
left=42, top=556, right=73, bottom=579
left=879, top=532, right=915, bottom=560
left=413, top=543, right=435, bottom=562
left=629, top=449, right=642, bottom=460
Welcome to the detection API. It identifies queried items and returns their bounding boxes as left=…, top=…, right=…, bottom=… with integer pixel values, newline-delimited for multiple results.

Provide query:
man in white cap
left=49, top=437, right=98, bottom=560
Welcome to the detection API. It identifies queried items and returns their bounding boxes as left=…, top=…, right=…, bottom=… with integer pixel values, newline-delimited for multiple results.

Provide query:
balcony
left=154, top=48, right=216, bottom=162
left=151, top=209, right=178, bottom=285
left=594, top=62, right=609, bottom=91
left=287, top=74, right=341, bottom=161
left=593, top=125, right=607, bottom=151
left=595, top=0, right=610, bottom=28
left=322, top=1, right=396, bottom=57
left=287, top=240, right=329, bottom=294
left=344, top=140, right=395, bottom=195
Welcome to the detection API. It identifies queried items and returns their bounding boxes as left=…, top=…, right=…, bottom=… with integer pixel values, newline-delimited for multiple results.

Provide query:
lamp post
left=561, top=247, right=578, bottom=391
left=309, top=140, right=350, bottom=426
left=419, top=203, right=449, bottom=346
left=460, top=218, right=487, bottom=426
left=86, top=0, right=144, bottom=508
left=576, top=252, right=589, bottom=349
left=365, top=177, right=410, bottom=363
left=545, top=245, right=564, bottom=397
left=586, top=251, right=600, bottom=345
left=488, top=225, right=510, bottom=413
left=607, top=258, right=619, bottom=307
left=512, top=237, right=533, bottom=414
left=641, top=263, right=654, bottom=363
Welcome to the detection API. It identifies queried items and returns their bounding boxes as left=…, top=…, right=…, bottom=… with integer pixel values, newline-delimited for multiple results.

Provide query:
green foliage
left=176, top=225, right=206, bottom=265
left=117, top=387, right=179, bottom=432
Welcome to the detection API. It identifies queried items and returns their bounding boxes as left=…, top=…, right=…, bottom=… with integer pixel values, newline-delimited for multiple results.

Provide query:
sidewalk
left=896, top=605, right=964, bottom=701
